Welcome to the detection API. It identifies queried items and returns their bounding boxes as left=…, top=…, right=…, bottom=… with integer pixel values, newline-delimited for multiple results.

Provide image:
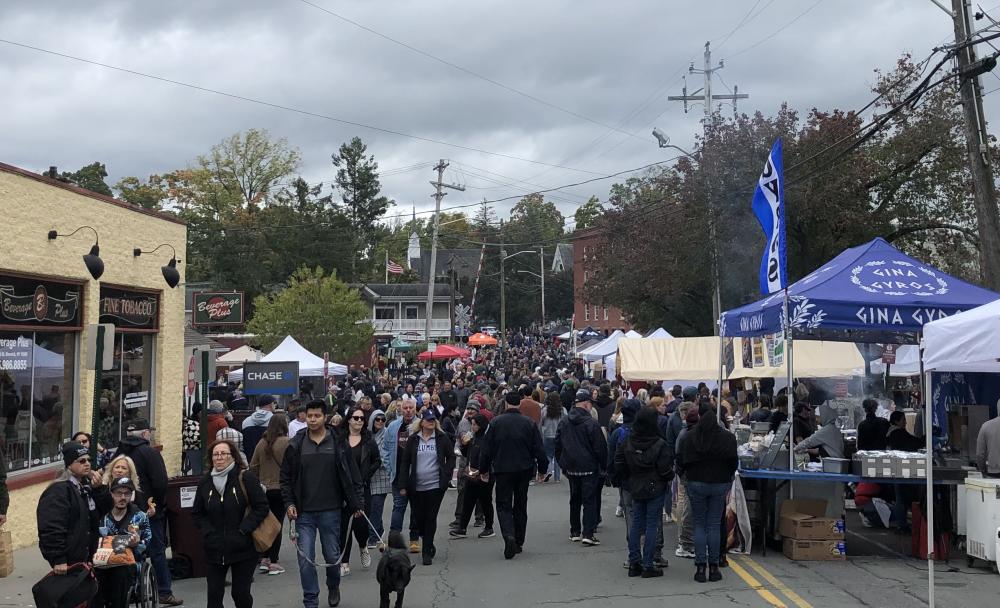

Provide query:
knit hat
left=62, top=441, right=89, bottom=467
left=685, top=408, right=701, bottom=425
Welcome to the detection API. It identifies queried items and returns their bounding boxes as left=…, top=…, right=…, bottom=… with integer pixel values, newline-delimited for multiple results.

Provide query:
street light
left=652, top=128, right=722, bottom=334
left=499, top=249, right=540, bottom=350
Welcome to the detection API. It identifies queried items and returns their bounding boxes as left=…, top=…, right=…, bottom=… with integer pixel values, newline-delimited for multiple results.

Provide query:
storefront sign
left=243, top=361, right=299, bottom=395
left=100, top=287, right=159, bottom=329
left=0, top=275, right=81, bottom=328
left=192, top=291, right=245, bottom=326
left=0, top=335, right=32, bottom=371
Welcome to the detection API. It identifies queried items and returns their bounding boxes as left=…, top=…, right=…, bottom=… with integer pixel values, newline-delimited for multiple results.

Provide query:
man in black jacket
left=555, top=389, right=608, bottom=546
left=36, top=442, right=112, bottom=572
left=281, top=400, right=364, bottom=608
left=857, top=399, right=891, bottom=451
left=116, top=420, right=180, bottom=606
left=480, top=391, right=548, bottom=560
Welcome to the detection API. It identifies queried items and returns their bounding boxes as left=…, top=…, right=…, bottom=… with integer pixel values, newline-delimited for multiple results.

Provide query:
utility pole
left=499, top=220, right=506, bottom=352
left=425, top=159, right=465, bottom=343
left=539, top=246, right=546, bottom=327
left=950, top=0, right=1000, bottom=289
left=668, top=41, right=750, bottom=333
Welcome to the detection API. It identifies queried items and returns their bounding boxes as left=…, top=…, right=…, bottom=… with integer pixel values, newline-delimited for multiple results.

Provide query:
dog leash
left=289, top=511, right=386, bottom=568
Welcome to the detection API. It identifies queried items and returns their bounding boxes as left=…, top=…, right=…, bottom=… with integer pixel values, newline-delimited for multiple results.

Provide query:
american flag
left=386, top=259, right=404, bottom=274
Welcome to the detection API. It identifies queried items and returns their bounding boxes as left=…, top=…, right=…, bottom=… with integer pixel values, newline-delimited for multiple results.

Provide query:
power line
left=295, top=0, right=648, bottom=143
left=712, top=0, right=774, bottom=52
left=722, top=0, right=825, bottom=60
left=0, top=37, right=606, bottom=176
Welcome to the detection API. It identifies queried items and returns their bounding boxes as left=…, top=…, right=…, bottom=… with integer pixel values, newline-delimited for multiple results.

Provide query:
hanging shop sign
left=192, top=291, right=245, bottom=326
left=0, top=274, right=82, bottom=328
left=99, top=286, right=159, bottom=330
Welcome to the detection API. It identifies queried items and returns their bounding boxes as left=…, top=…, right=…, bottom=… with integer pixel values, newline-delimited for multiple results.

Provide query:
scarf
left=212, top=461, right=236, bottom=495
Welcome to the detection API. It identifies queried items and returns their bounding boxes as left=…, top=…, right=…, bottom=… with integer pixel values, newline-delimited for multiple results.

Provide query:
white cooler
left=964, top=478, right=1000, bottom=566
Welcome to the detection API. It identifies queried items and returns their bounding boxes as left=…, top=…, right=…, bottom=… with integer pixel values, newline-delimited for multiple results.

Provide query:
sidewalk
left=0, top=546, right=53, bottom=607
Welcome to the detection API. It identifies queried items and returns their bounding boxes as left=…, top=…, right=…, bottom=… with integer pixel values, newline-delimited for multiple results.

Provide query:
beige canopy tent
left=216, top=344, right=263, bottom=366
left=617, top=336, right=865, bottom=381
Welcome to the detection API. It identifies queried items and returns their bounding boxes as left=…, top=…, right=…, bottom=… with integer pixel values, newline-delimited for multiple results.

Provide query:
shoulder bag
left=238, top=471, right=282, bottom=552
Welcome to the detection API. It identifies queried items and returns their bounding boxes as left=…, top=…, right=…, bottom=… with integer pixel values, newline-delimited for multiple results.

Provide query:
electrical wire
left=712, top=0, right=773, bottom=53
left=723, top=0, right=825, bottom=60
left=0, top=37, right=606, bottom=176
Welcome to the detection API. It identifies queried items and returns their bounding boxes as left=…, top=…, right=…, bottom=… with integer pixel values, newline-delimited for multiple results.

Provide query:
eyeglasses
left=211, top=452, right=232, bottom=458
left=349, top=415, right=365, bottom=421
left=374, top=417, right=386, bottom=422
left=75, top=457, right=91, bottom=464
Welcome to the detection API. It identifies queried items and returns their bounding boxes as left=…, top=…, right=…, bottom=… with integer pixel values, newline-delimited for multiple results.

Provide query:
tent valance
left=720, top=238, right=999, bottom=342
left=617, top=337, right=720, bottom=381
left=727, top=338, right=865, bottom=379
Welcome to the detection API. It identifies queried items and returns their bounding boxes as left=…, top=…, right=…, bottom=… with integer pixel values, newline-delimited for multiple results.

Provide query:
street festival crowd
left=24, top=328, right=962, bottom=608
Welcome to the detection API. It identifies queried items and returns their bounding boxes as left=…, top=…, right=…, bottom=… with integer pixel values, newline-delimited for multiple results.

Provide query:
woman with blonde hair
left=103, top=454, right=155, bottom=517
left=636, top=388, right=650, bottom=405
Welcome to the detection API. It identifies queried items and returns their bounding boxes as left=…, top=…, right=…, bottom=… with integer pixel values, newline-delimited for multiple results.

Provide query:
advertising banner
left=242, top=361, right=299, bottom=395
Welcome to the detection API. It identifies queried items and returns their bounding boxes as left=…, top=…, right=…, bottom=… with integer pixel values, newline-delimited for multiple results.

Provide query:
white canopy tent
left=581, top=329, right=642, bottom=361
left=728, top=338, right=866, bottom=379
left=216, top=344, right=263, bottom=366
left=870, top=345, right=920, bottom=377
left=923, top=299, right=1000, bottom=373
left=644, top=328, right=673, bottom=338
left=228, top=336, right=347, bottom=381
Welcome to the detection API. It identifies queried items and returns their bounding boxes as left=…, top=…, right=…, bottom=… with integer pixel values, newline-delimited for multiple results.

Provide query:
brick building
left=572, top=228, right=631, bottom=333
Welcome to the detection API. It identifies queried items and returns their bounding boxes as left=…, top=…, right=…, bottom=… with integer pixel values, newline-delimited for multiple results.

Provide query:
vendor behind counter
left=793, top=402, right=845, bottom=459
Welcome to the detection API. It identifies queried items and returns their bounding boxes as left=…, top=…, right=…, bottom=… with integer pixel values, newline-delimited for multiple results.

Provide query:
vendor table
left=737, top=468, right=966, bottom=556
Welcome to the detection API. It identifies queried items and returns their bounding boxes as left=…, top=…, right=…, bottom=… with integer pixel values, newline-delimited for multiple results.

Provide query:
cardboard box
left=778, top=499, right=846, bottom=540
left=876, top=456, right=894, bottom=478
left=783, top=538, right=847, bottom=561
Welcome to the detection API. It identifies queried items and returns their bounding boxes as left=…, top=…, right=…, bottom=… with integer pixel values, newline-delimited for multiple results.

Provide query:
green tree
left=114, top=175, right=167, bottom=209
left=505, top=193, right=564, bottom=245
left=332, top=137, right=394, bottom=271
left=247, top=266, right=372, bottom=361
left=61, top=162, right=112, bottom=196
left=201, top=128, right=301, bottom=210
left=573, top=196, right=603, bottom=231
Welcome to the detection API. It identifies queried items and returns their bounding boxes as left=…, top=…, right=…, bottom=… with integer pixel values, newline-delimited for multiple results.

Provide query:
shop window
left=0, top=331, right=77, bottom=473
left=99, top=333, right=154, bottom=450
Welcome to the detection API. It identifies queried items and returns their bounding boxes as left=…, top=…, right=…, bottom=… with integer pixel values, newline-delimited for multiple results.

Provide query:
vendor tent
left=617, top=337, right=720, bottom=381
left=728, top=338, right=865, bottom=379
left=580, top=329, right=642, bottom=361
left=721, top=238, right=1000, bottom=343
left=390, top=337, right=412, bottom=351
left=870, top=344, right=920, bottom=376
left=228, top=336, right=346, bottom=380
left=417, top=344, right=470, bottom=361
left=216, top=345, right=262, bottom=366
left=468, top=332, right=498, bottom=346
left=923, top=298, right=1000, bottom=373
left=644, top=327, right=673, bottom=338
left=578, top=326, right=601, bottom=340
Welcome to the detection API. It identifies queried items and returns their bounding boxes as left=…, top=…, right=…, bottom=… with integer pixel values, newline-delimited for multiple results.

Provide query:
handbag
left=238, top=471, right=282, bottom=552
left=32, top=562, right=98, bottom=608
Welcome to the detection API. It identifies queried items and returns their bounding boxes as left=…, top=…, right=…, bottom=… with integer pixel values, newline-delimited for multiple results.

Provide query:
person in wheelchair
left=93, top=477, right=152, bottom=608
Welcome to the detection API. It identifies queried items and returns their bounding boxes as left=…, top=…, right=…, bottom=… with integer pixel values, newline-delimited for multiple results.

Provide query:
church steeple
left=407, top=205, right=421, bottom=270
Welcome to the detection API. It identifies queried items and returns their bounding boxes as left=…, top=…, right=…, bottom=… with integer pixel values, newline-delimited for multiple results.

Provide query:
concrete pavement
left=4, top=481, right=1000, bottom=607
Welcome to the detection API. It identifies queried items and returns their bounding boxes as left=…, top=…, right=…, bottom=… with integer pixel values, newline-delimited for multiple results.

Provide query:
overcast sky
left=2, top=0, right=996, bottom=226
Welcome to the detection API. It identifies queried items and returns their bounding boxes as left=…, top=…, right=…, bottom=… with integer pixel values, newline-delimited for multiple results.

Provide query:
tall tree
left=200, top=128, right=301, bottom=211
left=114, top=175, right=167, bottom=210
left=247, top=266, right=373, bottom=361
left=332, top=137, right=394, bottom=272
left=573, top=196, right=603, bottom=231
left=60, top=162, right=112, bottom=196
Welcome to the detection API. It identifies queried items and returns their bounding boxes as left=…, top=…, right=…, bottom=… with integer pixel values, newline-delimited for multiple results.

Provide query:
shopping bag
left=31, top=562, right=98, bottom=608
left=0, top=529, right=13, bottom=577
left=725, top=478, right=753, bottom=554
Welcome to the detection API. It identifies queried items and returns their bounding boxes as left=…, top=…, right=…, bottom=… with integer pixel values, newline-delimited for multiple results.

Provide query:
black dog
left=377, top=531, right=415, bottom=608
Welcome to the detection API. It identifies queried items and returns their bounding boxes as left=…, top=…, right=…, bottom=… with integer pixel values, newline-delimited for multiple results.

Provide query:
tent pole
left=922, top=336, right=936, bottom=608
left=785, top=288, right=795, bottom=477
left=717, top=322, right=724, bottom=421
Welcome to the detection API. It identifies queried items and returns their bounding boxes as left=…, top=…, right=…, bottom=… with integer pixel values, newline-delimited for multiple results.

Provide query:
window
left=603, top=307, right=608, bottom=321
left=593, top=305, right=599, bottom=321
left=0, top=330, right=77, bottom=473
left=584, top=306, right=589, bottom=321
left=404, top=306, right=419, bottom=320
left=99, top=333, right=154, bottom=450
left=375, top=307, right=395, bottom=320
left=583, top=270, right=589, bottom=283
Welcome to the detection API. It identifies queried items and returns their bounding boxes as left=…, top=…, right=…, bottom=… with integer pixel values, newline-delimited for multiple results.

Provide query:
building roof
left=552, top=243, right=574, bottom=273
left=352, top=283, right=456, bottom=301
left=184, top=312, right=227, bottom=350
left=0, top=161, right=187, bottom=226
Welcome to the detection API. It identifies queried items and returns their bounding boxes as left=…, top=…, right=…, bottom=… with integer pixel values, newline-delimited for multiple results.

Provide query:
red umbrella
left=417, top=344, right=470, bottom=360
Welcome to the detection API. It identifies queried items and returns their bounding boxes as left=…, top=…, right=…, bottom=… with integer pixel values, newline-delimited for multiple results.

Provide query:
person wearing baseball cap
left=555, top=388, right=608, bottom=546
left=36, top=441, right=112, bottom=575
left=93, top=475, right=153, bottom=608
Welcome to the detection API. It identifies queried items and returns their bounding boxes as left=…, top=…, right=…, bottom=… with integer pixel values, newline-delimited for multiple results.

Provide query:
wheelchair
left=129, top=559, right=158, bottom=608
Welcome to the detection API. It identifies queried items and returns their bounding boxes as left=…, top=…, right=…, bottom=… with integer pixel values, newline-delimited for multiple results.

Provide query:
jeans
left=543, top=437, right=561, bottom=481
left=148, top=516, right=172, bottom=597
left=390, top=487, right=418, bottom=541
left=675, top=480, right=694, bottom=551
left=409, top=489, right=445, bottom=557
left=296, top=509, right=343, bottom=608
left=687, top=481, right=730, bottom=565
left=368, top=493, right=388, bottom=544
left=629, top=493, right=667, bottom=569
left=206, top=557, right=256, bottom=608
left=494, top=469, right=533, bottom=545
left=567, top=473, right=601, bottom=538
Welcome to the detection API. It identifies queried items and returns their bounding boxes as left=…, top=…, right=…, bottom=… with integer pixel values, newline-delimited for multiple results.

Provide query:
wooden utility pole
left=425, top=160, right=465, bottom=342
left=951, top=0, right=1000, bottom=289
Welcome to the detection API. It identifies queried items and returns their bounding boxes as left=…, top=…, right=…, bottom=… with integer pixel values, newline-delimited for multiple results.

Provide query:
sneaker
left=159, top=595, right=184, bottom=607
left=340, top=563, right=351, bottom=576
left=259, top=558, right=271, bottom=572
left=409, top=540, right=421, bottom=554
left=267, top=563, right=285, bottom=575
left=543, top=472, right=552, bottom=483
left=450, top=529, right=468, bottom=538
left=628, top=562, right=643, bottom=577
left=642, top=566, right=664, bottom=578
left=615, top=506, right=624, bottom=518
left=675, top=547, right=696, bottom=558
left=448, top=520, right=461, bottom=530
left=653, top=557, right=669, bottom=569
left=360, top=548, right=372, bottom=569
left=569, top=535, right=582, bottom=542
left=581, top=536, right=600, bottom=546
left=478, top=528, right=496, bottom=539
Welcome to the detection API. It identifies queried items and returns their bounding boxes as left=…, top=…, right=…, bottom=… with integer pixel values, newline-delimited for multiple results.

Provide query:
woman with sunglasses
left=337, top=407, right=383, bottom=576
left=366, top=409, right=391, bottom=548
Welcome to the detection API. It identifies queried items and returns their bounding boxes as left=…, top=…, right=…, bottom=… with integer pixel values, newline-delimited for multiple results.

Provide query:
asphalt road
left=155, top=482, right=1000, bottom=607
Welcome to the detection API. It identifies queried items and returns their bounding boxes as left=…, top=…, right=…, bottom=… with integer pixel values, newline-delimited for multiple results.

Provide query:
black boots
left=709, top=563, right=722, bottom=582
left=641, top=566, right=664, bottom=578
left=628, top=562, right=643, bottom=577
left=694, top=563, right=707, bottom=583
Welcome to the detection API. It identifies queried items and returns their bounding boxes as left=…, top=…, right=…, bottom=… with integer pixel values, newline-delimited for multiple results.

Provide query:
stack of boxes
left=779, top=499, right=846, bottom=561
left=854, top=451, right=927, bottom=479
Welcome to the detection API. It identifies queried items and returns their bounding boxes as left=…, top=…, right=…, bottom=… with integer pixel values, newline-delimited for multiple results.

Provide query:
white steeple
left=407, top=206, right=421, bottom=270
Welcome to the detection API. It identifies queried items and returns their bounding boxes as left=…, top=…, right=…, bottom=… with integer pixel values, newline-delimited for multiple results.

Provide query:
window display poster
left=752, top=337, right=765, bottom=368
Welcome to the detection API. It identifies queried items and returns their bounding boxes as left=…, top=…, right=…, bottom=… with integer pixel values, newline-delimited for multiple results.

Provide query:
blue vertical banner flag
left=751, top=139, right=787, bottom=295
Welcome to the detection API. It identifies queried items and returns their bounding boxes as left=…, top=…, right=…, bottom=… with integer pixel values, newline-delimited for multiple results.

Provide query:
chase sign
left=243, top=361, right=299, bottom=395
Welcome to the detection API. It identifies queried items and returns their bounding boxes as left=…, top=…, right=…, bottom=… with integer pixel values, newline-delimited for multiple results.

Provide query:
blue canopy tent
left=721, top=238, right=1000, bottom=344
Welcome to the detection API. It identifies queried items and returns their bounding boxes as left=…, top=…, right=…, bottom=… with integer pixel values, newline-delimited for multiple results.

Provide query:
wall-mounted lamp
left=133, top=244, right=181, bottom=288
left=47, top=226, right=104, bottom=280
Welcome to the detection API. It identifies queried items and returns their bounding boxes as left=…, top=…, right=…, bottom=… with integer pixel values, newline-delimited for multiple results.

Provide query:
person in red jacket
left=206, top=400, right=229, bottom=439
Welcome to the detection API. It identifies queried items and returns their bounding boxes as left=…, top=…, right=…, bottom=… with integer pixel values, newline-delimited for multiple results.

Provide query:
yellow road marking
left=741, top=556, right=815, bottom=608
left=728, top=558, right=789, bottom=608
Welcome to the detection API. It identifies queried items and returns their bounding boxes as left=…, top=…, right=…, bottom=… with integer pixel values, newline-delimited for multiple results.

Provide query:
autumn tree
left=60, top=162, right=113, bottom=196
left=573, top=196, right=603, bottom=231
